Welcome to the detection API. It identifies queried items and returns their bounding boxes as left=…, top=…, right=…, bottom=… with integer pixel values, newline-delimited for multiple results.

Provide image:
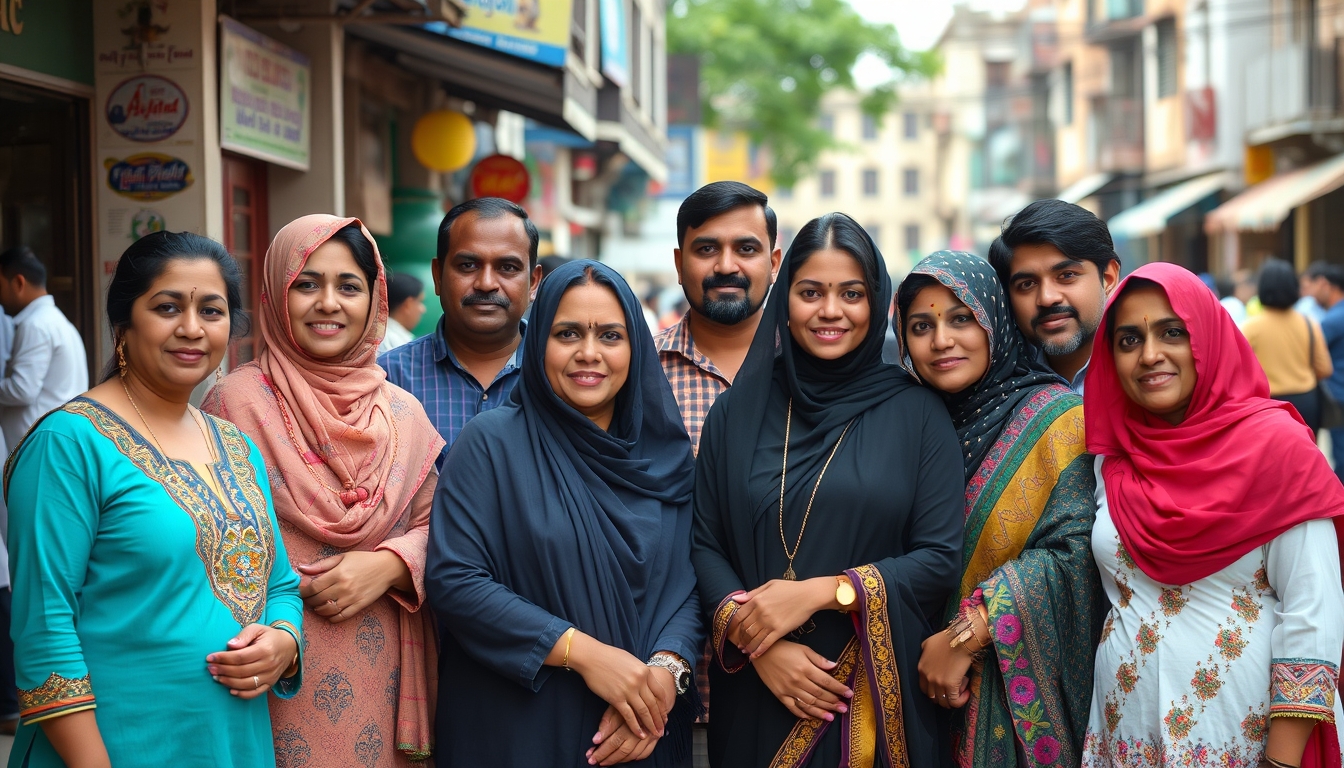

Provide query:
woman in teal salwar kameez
left=896, top=252, right=1105, bottom=768
left=3, top=232, right=304, bottom=768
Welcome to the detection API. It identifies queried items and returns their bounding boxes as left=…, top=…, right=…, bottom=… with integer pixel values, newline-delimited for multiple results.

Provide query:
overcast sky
left=846, top=0, right=1025, bottom=86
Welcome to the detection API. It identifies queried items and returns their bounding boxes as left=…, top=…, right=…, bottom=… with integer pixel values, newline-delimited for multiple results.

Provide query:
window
left=986, top=61, right=1011, bottom=89
left=865, top=224, right=881, bottom=246
left=904, top=224, right=920, bottom=253
left=862, top=168, right=879, bottom=197
left=820, top=169, right=836, bottom=197
left=1157, top=18, right=1177, bottom=98
left=819, top=113, right=835, bottom=135
left=862, top=114, right=879, bottom=140
left=903, top=111, right=918, bottom=140
left=903, top=168, right=919, bottom=196
left=1062, top=61, right=1074, bottom=125
left=1110, top=42, right=1139, bottom=99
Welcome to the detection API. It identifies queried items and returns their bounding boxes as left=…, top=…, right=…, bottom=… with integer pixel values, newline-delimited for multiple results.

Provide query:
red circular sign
left=469, top=154, right=531, bottom=204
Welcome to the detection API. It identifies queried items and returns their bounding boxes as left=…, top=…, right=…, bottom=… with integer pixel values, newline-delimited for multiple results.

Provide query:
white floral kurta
left=1084, top=457, right=1344, bottom=768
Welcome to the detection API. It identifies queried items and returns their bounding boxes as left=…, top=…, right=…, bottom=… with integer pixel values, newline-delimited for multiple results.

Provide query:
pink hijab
left=204, top=214, right=443, bottom=758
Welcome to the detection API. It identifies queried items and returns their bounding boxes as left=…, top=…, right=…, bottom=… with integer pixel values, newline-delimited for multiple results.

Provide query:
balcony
left=1089, top=96, right=1144, bottom=172
left=1086, top=0, right=1147, bottom=43
left=1244, top=44, right=1343, bottom=145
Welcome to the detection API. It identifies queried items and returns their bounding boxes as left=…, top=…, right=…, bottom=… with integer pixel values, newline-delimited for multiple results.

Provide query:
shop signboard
left=0, top=0, right=93, bottom=85
left=599, top=0, right=627, bottom=87
left=425, top=0, right=572, bottom=68
left=469, top=154, right=531, bottom=203
left=219, top=16, right=311, bottom=171
left=105, top=152, right=193, bottom=200
left=106, top=75, right=189, bottom=141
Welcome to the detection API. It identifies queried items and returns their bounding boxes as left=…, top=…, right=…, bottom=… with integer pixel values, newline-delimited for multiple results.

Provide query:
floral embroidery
left=1116, top=542, right=1136, bottom=571
left=1252, top=567, right=1270, bottom=593
left=1190, top=663, right=1223, bottom=701
left=1100, top=613, right=1115, bottom=643
left=1104, top=695, right=1121, bottom=733
left=274, top=727, right=312, bottom=768
left=1164, top=704, right=1196, bottom=741
left=1241, top=711, right=1267, bottom=743
left=1230, top=589, right=1261, bottom=623
left=1115, top=662, right=1139, bottom=694
left=1136, top=621, right=1161, bottom=655
left=1215, top=628, right=1247, bottom=661
left=354, top=722, right=384, bottom=768
left=995, top=614, right=1022, bottom=645
left=1115, top=574, right=1134, bottom=608
left=1269, top=659, right=1338, bottom=720
left=993, top=724, right=1006, bottom=739
left=355, top=615, right=385, bottom=666
left=18, top=672, right=95, bottom=725
left=313, top=668, right=355, bottom=725
left=1009, top=676, right=1037, bottom=705
left=1158, top=587, right=1188, bottom=616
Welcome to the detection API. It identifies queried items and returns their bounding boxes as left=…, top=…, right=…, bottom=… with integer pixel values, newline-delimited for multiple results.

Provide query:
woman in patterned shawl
left=204, top=215, right=445, bottom=765
left=895, top=251, right=1104, bottom=767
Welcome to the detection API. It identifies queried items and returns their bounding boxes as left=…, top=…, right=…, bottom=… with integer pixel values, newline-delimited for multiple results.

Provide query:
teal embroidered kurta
left=3, top=398, right=304, bottom=767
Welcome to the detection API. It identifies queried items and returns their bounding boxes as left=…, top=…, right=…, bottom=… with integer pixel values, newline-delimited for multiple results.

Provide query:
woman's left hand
left=731, top=578, right=834, bottom=659
left=917, top=632, right=974, bottom=709
left=206, top=624, right=299, bottom=700
left=586, top=669, right=675, bottom=766
left=299, top=551, right=409, bottom=624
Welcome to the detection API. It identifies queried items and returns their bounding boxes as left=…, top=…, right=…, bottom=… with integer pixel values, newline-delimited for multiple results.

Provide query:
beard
left=1034, top=305, right=1100, bottom=356
left=696, top=275, right=761, bottom=325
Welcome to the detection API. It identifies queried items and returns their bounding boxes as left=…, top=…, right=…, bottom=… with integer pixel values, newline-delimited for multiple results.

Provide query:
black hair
left=327, top=224, right=379, bottom=287
left=103, top=231, right=249, bottom=382
left=436, top=197, right=540, bottom=268
left=1214, top=275, right=1235, bottom=300
left=1104, top=276, right=1162, bottom=343
left=787, top=213, right=883, bottom=315
left=1305, top=260, right=1344, bottom=291
left=386, top=271, right=424, bottom=311
left=895, top=273, right=941, bottom=334
left=1257, top=258, right=1299, bottom=309
left=0, top=246, right=47, bottom=288
left=538, top=255, right=570, bottom=280
left=987, top=198, right=1120, bottom=286
left=676, top=181, right=778, bottom=251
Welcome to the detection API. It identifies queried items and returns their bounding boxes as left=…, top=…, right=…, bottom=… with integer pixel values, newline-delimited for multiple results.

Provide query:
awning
left=1108, top=172, right=1231, bottom=240
left=1205, top=152, right=1344, bottom=234
left=1056, top=172, right=1113, bottom=204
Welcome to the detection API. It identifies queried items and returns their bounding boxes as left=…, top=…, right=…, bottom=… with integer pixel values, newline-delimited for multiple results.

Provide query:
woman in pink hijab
left=204, top=215, right=444, bottom=765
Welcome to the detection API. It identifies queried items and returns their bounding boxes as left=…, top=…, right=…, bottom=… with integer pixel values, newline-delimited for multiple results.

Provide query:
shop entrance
left=0, top=78, right=94, bottom=375
left=222, top=152, right=270, bottom=369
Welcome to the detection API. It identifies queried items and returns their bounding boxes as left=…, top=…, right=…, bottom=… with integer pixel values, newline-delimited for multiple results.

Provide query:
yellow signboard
left=428, top=0, right=572, bottom=67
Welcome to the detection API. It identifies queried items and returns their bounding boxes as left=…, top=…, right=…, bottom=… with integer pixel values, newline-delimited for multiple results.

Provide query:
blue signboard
left=599, top=0, right=628, bottom=86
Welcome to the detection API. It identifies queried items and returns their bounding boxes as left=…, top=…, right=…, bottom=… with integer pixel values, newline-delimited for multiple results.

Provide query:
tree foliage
left=668, top=0, right=938, bottom=188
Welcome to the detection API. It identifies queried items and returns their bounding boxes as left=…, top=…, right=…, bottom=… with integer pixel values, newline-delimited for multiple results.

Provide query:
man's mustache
left=702, top=275, right=751, bottom=293
left=462, top=292, right=510, bottom=309
left=1032, top=306, right=1078, bottom=328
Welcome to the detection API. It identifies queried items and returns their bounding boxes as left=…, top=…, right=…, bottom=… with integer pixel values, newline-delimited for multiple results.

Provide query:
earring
left=215, top=365, right=225, bottom=385
left=116, top=338, right=128, bottom=379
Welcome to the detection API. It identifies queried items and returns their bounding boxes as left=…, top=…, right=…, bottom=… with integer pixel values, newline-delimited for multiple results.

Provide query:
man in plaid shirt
left=655, top=182, right=781, bottom=766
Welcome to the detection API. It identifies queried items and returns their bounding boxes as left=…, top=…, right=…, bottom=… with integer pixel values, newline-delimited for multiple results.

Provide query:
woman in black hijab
left=427, top=260, right=703, bottom=767
left=692, top=213, right=964, bottom=767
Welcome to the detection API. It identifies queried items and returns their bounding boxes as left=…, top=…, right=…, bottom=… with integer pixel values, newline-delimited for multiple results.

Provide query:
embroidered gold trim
left=19, top=672, right=95, bottom=725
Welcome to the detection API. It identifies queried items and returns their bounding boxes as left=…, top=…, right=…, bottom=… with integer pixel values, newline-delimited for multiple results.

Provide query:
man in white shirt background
left=0, top=246, right=87, bottom=450
left=378, top=271, right=426, bottom=355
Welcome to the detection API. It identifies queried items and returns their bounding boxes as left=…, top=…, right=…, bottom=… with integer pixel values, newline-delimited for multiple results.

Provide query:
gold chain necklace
left=778, top=397, right=853, bottom=581
left=119, top=375, right=221, bottom=497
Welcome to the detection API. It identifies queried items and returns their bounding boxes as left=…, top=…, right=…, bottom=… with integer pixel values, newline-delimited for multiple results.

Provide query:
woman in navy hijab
left=427, top=260, right=704, bottom=767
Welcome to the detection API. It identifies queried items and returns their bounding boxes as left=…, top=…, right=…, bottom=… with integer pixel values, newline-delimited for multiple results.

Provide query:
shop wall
left=93, top=0, right=221, bottom=358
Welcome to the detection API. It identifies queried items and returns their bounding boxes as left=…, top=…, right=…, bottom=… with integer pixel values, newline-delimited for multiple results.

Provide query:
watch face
left=837, top=580, right=857, bottom=606
left=678, top=670, right=692, bottom=694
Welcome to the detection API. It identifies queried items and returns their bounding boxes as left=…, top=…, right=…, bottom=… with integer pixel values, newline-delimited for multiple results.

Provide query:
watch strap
left=646, top=654, right=691, bottom=695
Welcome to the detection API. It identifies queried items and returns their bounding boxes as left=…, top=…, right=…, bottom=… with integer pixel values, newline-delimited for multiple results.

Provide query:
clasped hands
left=298, top=550, right=411, bottom=624
left=729, top=578, right=854, bottom=723
left=559, top=632, right=677, bottom=766
left=206, top=624, right=298, bottom=699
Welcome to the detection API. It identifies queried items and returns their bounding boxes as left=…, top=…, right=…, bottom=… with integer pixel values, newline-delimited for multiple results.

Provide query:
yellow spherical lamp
left=411, top=110, right=476, bottom=173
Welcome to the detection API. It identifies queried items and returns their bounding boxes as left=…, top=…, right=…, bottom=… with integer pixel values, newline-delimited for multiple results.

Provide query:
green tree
left=669, top=0, right=937, bottom=188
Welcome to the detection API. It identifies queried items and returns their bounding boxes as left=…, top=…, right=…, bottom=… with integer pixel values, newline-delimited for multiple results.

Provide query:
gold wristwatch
left=835, top=574, right=857, bottom=610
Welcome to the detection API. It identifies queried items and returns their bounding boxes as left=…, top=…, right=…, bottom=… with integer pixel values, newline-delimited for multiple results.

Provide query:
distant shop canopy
left=1205, top=153, right=1344, bottom=234
left=1108, top=172, right=1231, bottom=241
left=1056, top=172, right=1114, bottom=205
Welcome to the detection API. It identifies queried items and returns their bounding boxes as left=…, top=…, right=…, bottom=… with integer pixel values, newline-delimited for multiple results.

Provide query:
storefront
left=0, top=0, right=96, bottom=374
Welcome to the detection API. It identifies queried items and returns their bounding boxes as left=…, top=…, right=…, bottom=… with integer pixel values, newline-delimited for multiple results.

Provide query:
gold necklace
left=272, top=387, right=398, bottom=506
left=778, top=398, right=853, bottom=581
left=119, top=375, right=221, bottom=496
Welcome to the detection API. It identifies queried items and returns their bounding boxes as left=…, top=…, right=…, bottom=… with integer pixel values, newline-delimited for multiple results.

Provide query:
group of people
left=1, top=181, right=1341, bottom=768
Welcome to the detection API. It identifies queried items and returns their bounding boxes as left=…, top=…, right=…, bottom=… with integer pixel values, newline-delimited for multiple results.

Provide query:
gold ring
left=253, top=675, right=260, bottom=689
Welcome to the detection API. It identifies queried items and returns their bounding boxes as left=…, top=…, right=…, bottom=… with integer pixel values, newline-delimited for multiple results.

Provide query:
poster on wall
left=425, top=0, right=573, bottom=68
left=219, top=16, right=311, bottom=171
left=106, top=75, right=190, bottom=142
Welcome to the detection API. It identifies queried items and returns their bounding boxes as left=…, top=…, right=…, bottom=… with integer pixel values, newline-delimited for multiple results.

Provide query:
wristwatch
left=836, top=574, right=857, bottom=610
left=647, top=653, right=692, bottom=695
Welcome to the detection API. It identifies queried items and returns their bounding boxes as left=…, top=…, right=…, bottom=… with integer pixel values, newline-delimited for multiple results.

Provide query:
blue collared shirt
left=1319, top=299, right=1344, bottom=402
left=379, top=316, right=525, bottom=462
left=1028, top=343, right=1087, bottom=395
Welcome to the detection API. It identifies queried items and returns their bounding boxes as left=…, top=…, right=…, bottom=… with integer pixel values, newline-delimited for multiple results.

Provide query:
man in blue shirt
left=987, top=199, right=1122, bottom=394
left=380, top=198, right=543, bottom=460
left=1305, top=261, right=1344, bottom=478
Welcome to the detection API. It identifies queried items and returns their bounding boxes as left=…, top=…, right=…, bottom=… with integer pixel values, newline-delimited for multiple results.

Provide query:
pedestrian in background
left=377, top=271, right=426, bottom=355
left=5, top=231, right=303, bottom=767
left=0, top=246, right=87, bottom=452
left=428, top=260, right=702, bottom=766
left=1082, top=263, right=1344, bottom=768
left=1241, top=258, right=1331, bottom=431
left=692, top=214, right=963, bottom=767
left=1305, top=262, right=1344, bottom=478
left=897, top=252, right=1103, bottom=768
left=204, top=215, right=444, bottom=765
left=987, top=199, right=1121, bottom=394
left=380, top=198, right=542, bottom=461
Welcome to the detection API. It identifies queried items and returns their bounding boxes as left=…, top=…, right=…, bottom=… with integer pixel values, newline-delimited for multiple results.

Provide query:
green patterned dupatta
left=949, top=386, right=1104, bottom=768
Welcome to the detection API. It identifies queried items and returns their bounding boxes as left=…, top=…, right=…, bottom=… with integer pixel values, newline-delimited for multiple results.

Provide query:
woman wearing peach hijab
left=204, top=215, right=445, bottom=765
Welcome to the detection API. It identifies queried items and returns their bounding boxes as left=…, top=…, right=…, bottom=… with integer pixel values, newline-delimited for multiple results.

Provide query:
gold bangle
left=561, top=627, right=577, bottom=670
